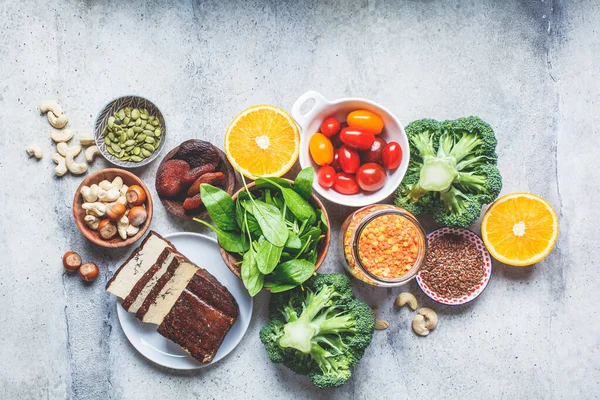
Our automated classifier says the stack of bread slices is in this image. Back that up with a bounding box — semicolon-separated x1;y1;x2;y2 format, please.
106;231;239;363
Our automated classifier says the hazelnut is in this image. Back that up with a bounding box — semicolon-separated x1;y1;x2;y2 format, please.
62;251;82;273
126;185;147;206
79;263;99;282
128;206;148;227
105;202;127;222
98;219;117;240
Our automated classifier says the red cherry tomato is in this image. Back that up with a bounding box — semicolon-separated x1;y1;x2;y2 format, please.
309;133;334;166
330;148;342;172
339;127;375;150
347;110;384;134
330;133;344;148
320;117;341;137
317;165;336;188
333;173;360;195
382;142;402;169
338;145;360;174
356;163;387;192
360;136;387;164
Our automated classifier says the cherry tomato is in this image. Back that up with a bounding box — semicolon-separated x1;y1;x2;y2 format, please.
320;117;341;137
330;133;344;148
360;136;387;164
309;133;334;166
317;165;336;188
338;145;360;174
382;142;402;169
347;110;384;134
333;173;360;195
357;163;387;192
330;148;342;172
339;127;375;150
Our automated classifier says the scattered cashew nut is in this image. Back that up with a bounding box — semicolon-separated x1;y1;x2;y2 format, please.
65;153;87;175
117;215;129;240
52;153;67;177
84;215;100;230
419;308;438;330
78;134;95;147
57;142;81;157
39;100;63;117
85;145;100;163
26;144;43;159
396;292;418;310
375;318;389;330
80;184;99;203
47;112;68;129
51;129;73;143
412;315;429;336
82;202;106;217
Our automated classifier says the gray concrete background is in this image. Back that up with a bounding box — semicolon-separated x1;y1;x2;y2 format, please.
0;0;597;399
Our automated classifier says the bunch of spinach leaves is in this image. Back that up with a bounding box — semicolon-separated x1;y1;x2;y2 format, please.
194;167;327;296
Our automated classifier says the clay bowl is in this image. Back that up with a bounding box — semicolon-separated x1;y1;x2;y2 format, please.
73;168;153;248
218;180;331;280
156;141;235;221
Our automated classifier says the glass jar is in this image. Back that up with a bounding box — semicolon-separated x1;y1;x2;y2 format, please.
340;204;427;287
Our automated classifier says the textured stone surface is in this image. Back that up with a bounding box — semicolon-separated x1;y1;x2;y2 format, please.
0;0;597;398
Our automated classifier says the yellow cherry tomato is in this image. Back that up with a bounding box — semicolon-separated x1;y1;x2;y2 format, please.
347;110;384;134
309;133;334;166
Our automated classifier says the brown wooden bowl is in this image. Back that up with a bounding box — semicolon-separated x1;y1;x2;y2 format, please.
156;141;235;221
218;180;331;280
73;168;153;248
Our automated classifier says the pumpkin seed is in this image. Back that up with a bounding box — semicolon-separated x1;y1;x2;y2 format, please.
131;109;140;120
144;124;155;131
133;126;143;133
122;117;131;126
107;132;115;142
121;156;131;161
142;143;155;152
136;134;146;143
104;136;112;145
125;146;134;152
119;132;127;143
143;129;154;136
127;128;135;139
141;149;152;158
154;128;161;137
111;143;122;153
133;147;141;155
140;113;148;120
151;119;160;127
130;155;143;162
144;136;155;144
108;116;115;127
117;109;125;119
124;139;135;146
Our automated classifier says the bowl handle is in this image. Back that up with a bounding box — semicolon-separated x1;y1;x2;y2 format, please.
291;90;329;131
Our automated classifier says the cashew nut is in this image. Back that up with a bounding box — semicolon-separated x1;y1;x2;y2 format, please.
418;308;438;330
396;292;418;310
126;224;139;237
412;314;429;336
78;134;95;147
85;145;100;163
51;129;73;143
98;187;120;202
111;176;123;190
39;100;63;117
117;215;129;240
116;195;127;206
65;152;87;175
57;142;81;157
47;112;68;129
119;184;129;195
82;202;106;217
98;180;113;191
26;144;43;159
52;153;67;177
80;185;99;203
84;215;100;230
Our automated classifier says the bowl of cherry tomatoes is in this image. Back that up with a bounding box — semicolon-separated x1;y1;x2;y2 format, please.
291;90;409;207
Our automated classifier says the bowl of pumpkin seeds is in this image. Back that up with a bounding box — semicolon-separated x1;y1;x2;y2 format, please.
94;96;166;168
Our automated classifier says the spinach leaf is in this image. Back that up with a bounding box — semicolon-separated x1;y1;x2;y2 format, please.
270;259;315;284
263;281;298;293
194;218;249;254
255;236;283;274
241;248;263;296
281;187;316;223
301;226;322;242
284;232;302;250
247;200;289;247
317;209;329;231
254;177;292;190
294;167;314;200
200;184;237;231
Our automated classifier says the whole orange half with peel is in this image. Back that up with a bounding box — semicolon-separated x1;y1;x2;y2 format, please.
481;192;559;266
224;105;299;179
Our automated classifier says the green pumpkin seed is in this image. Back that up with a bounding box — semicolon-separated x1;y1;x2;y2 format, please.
118;149;125;158
119;132;127;143
154;128;161;137
107;132;115;141
131;109;140;120
133;147;141;155
121;156;131;161
122;117;130;125
127;129;135;139
104;136;112;145
151;119;160;127
141;149;152;158
144;136;155;144
140;114;148;120
117;109;125;119
130;155;143;162
136;134;146;143
144;124;155;131
142;129;154;137
124;139;135;146
133;126;143;133
135;119;143;126
111;143;122;153
142;143;155;152
125;145;134;152
108;116;115;127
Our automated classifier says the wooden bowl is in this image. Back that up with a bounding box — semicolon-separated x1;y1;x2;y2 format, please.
218;180;331;280
156;141;235;221
73;168;153;248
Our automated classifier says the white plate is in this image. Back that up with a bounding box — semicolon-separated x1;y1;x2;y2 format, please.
116;232;253;370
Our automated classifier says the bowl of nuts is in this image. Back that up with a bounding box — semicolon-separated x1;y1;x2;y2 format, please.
94;96;166;168
73;168;153;248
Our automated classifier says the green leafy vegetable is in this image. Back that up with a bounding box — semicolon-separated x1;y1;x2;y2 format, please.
194;218;249;253
241;248;263;296
293;167;314;200
270;259;315;284
256;236;283;274
263;281;298;293
200;184;237;231
248;200;289;247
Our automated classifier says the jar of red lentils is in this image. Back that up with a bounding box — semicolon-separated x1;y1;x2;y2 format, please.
341;204;427;286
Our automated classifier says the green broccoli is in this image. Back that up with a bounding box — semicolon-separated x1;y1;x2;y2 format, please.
395;116;502;228
259;273;375;389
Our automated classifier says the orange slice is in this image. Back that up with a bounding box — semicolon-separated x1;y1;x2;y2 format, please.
224;104;299;178
481;192;559;266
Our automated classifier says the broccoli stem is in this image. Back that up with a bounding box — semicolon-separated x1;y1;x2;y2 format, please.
418;158;457;192
449;132;482;163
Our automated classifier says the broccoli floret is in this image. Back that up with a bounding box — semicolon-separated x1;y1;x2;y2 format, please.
395;116;502;227
259;273;375;389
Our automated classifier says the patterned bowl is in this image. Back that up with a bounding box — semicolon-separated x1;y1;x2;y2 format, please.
416;227;492;306
94;96;166;168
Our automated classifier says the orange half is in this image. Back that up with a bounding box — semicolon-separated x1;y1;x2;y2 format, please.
224;104;299;178
481;192;559;266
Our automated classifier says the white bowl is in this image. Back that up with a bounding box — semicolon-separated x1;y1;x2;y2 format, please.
292;90;410;207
